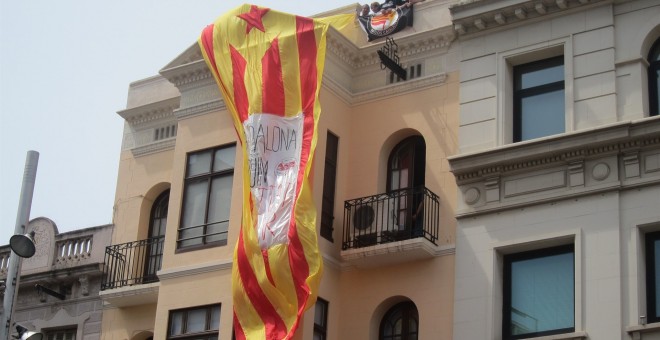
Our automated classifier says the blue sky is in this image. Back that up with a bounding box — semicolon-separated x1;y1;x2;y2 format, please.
0;0;356;244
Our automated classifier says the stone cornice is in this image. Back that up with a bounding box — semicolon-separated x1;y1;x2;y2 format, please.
173;99;226;120
160;58;214;91
449;117;660;182
157;259;233;280
326;26;456;70
325;72;448;106
131;138;176;158
117;97;179;125
450;0;609;37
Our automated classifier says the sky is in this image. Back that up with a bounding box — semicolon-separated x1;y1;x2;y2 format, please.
0;0;357;245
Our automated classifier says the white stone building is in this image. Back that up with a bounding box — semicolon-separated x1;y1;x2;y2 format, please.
449;0;660;339
0;218;112;339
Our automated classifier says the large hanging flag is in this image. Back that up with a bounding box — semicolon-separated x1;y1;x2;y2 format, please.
199;5;351;340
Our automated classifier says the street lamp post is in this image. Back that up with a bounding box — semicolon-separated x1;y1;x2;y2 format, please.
1;151;39;339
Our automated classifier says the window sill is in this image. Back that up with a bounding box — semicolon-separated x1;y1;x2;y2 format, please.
518;331;588;340
627;321;660;335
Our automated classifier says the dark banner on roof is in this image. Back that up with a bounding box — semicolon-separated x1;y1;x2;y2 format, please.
358;6;413;42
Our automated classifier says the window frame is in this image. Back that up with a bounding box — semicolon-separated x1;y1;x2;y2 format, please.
167;304;221;340
502;244;575;339
314;298;329;340
646;230;660;323
320;132;339;242
379;301;419;340
513;56;565;142
649;38;660;117
45;328;77;340
177;144;236;251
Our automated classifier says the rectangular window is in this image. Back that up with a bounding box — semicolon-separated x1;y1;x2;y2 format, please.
168;304;221;340
503;244;574;339
313;298;329;340
646;231;660;323
178;145;236;250
513;56;565;142
320;133;339;242
46;329;76;340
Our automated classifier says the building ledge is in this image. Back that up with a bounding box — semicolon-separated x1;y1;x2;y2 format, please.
519;331;588;340
628;322;660;337
100;282;159;308
341;238;454;268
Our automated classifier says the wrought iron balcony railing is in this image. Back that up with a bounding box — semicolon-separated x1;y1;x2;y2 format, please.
342;186;439;250
101;236;164;290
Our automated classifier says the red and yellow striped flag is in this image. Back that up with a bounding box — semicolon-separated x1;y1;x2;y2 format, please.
199;4;351;339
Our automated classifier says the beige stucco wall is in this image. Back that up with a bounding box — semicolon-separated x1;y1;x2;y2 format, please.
101;304;157;340
103;2;461;338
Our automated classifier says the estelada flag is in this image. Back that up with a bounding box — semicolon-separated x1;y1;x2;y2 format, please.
198;4;351;340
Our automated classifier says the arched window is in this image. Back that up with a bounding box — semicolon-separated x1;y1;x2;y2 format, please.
387;136;426;192
144;190;168;282
387;136;425;231
649;37;660;117
380;301;419;340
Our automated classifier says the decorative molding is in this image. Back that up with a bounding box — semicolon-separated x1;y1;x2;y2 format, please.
157;259;233;280
452;131;660;182
131;138;176;157
324;72;448;106
450;0;608;37
117;97;179;126
173;99;226;120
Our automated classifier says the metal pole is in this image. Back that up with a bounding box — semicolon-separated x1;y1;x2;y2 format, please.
1;151;39;339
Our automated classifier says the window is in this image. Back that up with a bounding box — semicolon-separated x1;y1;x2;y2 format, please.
321;132;339;242
649;38;660;117
178;145;236;250
46;328;76;340
314;298;329;340
503;244;574;339
145;190;168;282
513;56;565;142
646;231;660;323
380;301;418;340
168;304;221;340
387;136;425;230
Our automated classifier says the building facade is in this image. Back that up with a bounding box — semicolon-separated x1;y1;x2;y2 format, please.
0;218;112;339
449;0;660;339
100;2;460;340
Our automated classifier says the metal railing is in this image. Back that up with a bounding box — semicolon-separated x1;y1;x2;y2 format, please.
342;186;439;250
101;236;164;290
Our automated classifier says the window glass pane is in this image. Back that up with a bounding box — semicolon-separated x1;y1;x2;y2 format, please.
313;333;323;340
214;146;236;172
655;69;660;115
187;308;207;333
206;176;233;243
208;176;232;224
187;150;213;177
210;305;221;330
654;239;660;317
520;64;563;89
181;180;208;228
520;89;565;141
314;300;326;326
180;180;205;246
170;311;184;335
510;251;574;335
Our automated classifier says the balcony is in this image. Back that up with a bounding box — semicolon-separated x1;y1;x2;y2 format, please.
100;236;163;307
341;186;444;267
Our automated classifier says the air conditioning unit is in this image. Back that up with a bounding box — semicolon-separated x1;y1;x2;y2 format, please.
350;199;400;247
